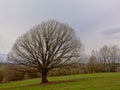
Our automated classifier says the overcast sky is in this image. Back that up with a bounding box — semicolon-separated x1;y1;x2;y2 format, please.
0;0;120;54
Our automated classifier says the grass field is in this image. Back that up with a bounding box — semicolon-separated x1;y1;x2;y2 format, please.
0;72;120;90
0;65;7;71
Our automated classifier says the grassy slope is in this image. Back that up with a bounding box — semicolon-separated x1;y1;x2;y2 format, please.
0;65;7;71
0;72;120;90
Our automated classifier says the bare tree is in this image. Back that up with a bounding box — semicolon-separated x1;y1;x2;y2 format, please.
99;45;110;71
87;50;98;73
109;45;120;71
91;45;120;72
8;20;82;83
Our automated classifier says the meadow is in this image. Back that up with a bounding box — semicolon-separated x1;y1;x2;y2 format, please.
0;72;120;90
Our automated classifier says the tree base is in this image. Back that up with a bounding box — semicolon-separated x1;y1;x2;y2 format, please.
41;74;48;83
41;79;48;83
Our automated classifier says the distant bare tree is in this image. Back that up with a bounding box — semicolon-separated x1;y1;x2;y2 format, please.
88;52;97;73
99;45;110;71
8;20;82;83
91;45;120;72
109;45;120;71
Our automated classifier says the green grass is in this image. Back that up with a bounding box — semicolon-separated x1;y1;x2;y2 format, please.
0;65;6;71
0;72;120;90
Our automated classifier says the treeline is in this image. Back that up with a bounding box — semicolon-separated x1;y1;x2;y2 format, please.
0;45;120;83
0;65;82;83
0;65;40;83
86;44;120;73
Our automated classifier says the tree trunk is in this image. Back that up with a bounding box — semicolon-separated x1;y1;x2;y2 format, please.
41;71;48;83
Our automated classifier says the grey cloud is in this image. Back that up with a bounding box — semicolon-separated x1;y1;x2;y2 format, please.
105;36;120;39
102;27;120;36
1;0;120;54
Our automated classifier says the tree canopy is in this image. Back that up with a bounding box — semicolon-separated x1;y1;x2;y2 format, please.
8;20;82;83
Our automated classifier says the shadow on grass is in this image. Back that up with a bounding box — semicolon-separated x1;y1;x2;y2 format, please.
1;78;92;90
40;78;91;85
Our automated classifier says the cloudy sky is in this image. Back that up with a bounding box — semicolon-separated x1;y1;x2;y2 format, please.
0;0;120;54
